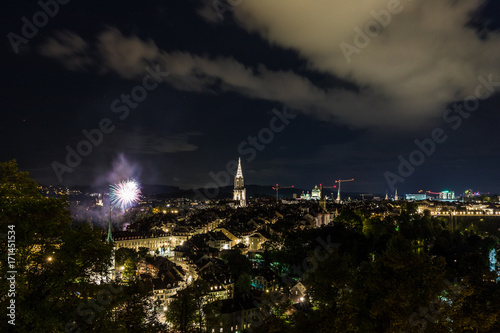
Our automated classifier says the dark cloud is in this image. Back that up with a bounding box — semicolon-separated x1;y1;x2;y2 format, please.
40;0;500;129
207;0;500;125
3;0;500;193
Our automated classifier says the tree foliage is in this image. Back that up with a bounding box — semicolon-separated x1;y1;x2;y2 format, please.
0;160;163;332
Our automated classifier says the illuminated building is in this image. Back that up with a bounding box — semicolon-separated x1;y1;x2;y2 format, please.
233;157;246;207
114;233;173;255
207;231;232;250
311;185;321;200
405;194;427;201
208;298;258;333
300;191;311;200
439;190;455;200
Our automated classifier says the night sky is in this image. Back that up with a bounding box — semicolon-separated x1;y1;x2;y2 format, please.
2;0;500;194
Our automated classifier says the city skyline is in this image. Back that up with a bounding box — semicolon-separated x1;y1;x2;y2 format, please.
3;2;500;330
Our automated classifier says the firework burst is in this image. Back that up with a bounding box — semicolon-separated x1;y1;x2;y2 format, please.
110;178;141;210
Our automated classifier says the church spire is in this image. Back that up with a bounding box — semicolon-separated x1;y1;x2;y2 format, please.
234;157;244;189
106;203;114;243
236;157;243;178
106;214;115;282
233;157;246;207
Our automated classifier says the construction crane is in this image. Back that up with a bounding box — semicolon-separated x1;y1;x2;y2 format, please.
335;178;354;202
319;184;337;200
272;184;294;202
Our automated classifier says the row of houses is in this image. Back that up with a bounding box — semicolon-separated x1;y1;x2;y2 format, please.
109;202;348;330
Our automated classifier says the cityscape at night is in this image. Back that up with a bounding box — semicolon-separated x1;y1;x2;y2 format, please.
2;0;500;332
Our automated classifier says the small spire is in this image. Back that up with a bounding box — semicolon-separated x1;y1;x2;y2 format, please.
106;220;114;243
236;157;243;178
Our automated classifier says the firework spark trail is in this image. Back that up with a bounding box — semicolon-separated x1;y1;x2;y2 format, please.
110;179;141;210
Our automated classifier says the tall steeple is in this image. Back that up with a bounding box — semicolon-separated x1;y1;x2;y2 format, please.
394;189;398;201
106;208;115;282
233;157;246;207
107;200;114;243
236;157;243;178
106;219;114;243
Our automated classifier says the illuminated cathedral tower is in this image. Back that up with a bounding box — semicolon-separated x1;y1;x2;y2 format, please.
233;157;246;207
105;218;115;282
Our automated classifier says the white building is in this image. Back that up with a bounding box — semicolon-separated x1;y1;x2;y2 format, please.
439;191;455;200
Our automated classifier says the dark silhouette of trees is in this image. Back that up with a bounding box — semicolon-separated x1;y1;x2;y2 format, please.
0;160;164;332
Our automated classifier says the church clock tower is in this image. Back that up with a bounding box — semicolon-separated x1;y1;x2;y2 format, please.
233;157;246;207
